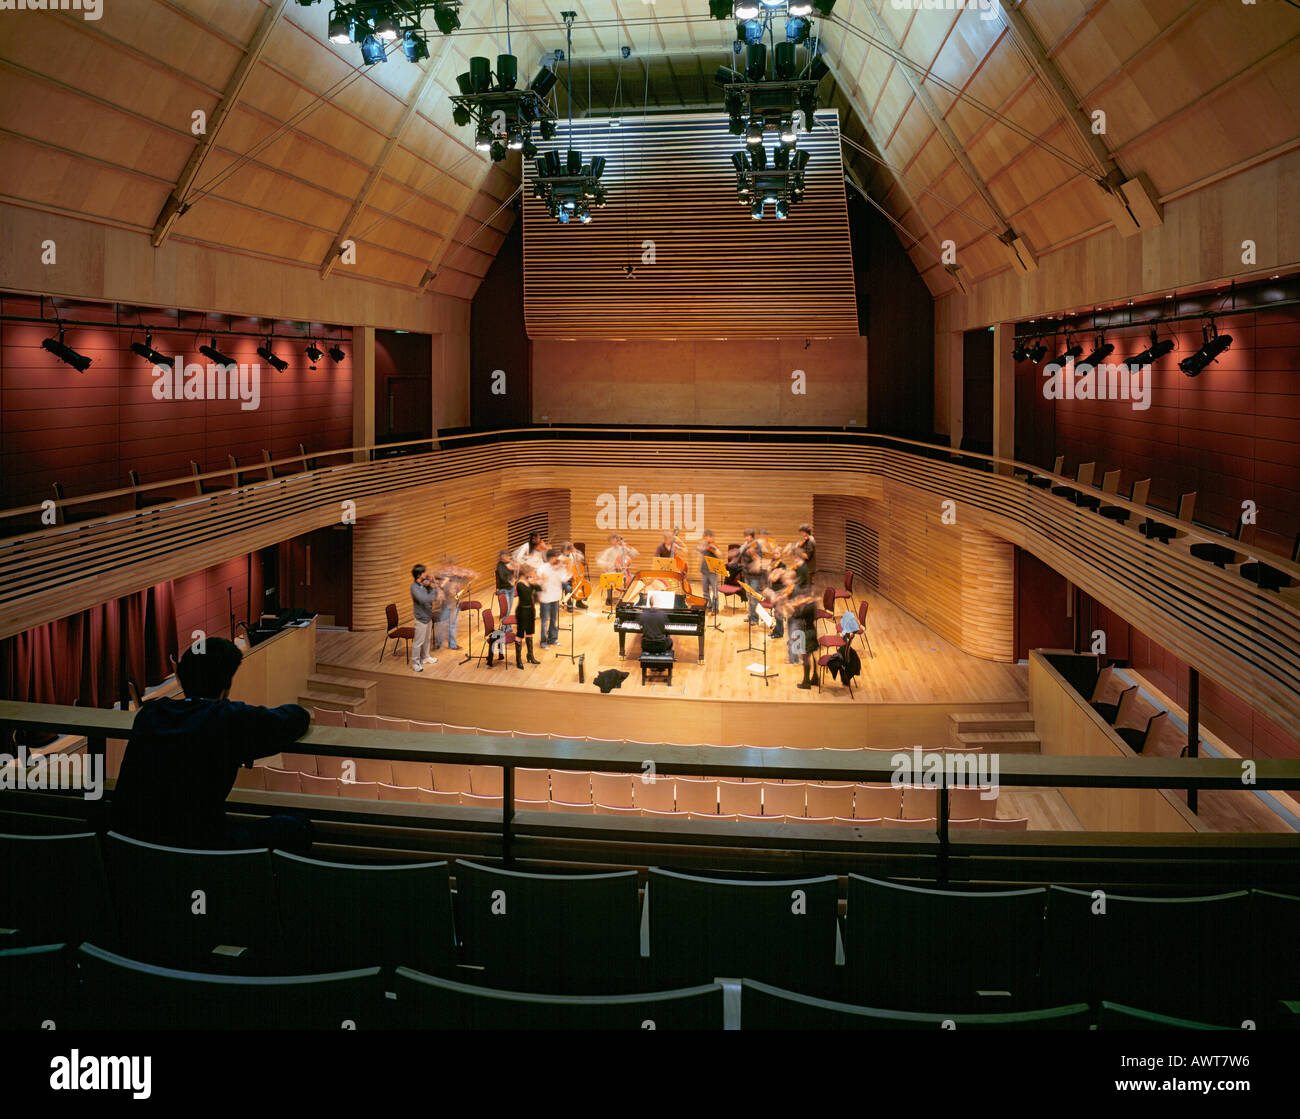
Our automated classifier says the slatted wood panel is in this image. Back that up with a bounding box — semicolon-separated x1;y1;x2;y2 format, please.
522;112;858;338
1;433;1297;733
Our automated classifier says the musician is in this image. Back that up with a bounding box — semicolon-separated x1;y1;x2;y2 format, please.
598;534;638;603
788;546;819;689
697;529;721;612
740;528;766;624
654;531;674;558
797;524;817;575
536;549;565;648
561;541;586;611
512;532;545;571
409;564;438;672
495;550;516;629
435;568;468;652
639;603;673;657
492;564;538;667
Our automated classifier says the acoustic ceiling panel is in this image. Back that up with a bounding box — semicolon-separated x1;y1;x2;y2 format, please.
522;110;858;339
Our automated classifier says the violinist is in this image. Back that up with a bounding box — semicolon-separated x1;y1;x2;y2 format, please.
697;529;721;612
409;564;438;672
561;542;588;611
739;528;766;624
495;550;517;628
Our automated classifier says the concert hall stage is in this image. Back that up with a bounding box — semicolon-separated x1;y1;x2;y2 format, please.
315;590;1029;749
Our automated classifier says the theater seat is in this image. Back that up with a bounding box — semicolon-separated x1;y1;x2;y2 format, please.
1096;1001;1224;1030
0;833;117;950
647;868;839;996
0;943;80;1029
845;875;1047;1012
271;852;455;976
740;979;1089;1031
76;943;385;1030
392;968;723;1030
453;860;643;994
104;832;282;974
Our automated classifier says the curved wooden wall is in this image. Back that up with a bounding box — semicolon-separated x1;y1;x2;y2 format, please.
1;432;1297;731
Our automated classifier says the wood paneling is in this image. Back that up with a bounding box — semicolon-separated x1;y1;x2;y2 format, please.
522;112;858;338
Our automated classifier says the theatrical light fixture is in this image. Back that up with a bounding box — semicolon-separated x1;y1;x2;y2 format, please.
1028;341;1047;364
305;341;324;365
1179;320;1232;378
1054;338;1083;365
360;35;386;64
328;343;346;364
257;338;289;372
199;337;236;367
374;8;400;40
402;30;430;62
309;2;461;61
42;326;92;372
1082;336;1114;366
449;45;559;164
130;330;172;367
731;144;810;219
1012;342;1029;363
1126;329;1175;367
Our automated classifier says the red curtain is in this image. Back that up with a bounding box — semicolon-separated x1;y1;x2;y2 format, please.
1;582;178;708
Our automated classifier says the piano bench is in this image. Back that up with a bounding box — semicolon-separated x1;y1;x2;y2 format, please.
640;653;675;686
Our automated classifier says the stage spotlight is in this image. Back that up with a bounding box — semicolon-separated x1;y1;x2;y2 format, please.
708;0;732;16
779;117;796;144
775;199;789;219
257;339;288;372
130;330;172;367
1179;323;1232;378
751;199;764;220
790;149;810;172
328;343;346;364
374;8;400;41
785;16;809;42
452;105;472;126
1126;329;1174;367
360;35;386;64
590;156;606;179
774;145;790;169
1027;341;1047;364
469;56;492;93
788;1;812;14
731;152;749;173
543;150;562;175
42;328;92;372
741;18;764;43
328;12;353;43
578;205;592;225
746;42;767;81
715;65;742;85
456;71;474;94
496;54;518;90
433;2;460;34
566;149;583;174
746;118;763;145
1054;339;1083;365
751;145;768;171
729;115;745;136
531;66;558;98
735;1;760;18
774;41;796;80
490;140;507;161
522;138;538;158
812;0;836;13
1012;342;1029;363
199;337;236;367
305;341;324;365
539;118;557;140
475;125;493;151
1082;337;1114;366
402;31;429;62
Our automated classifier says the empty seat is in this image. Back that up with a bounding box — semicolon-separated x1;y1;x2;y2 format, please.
462;793;503;810
674;777;718;814
417;788;461;806
392;968;722;1030
0;942;80;1029
260;767;300;794
272;852;455;976
633;776;677;813
590;772;635;808
104;832;281;973
232;766;266;791
949;787;997;819
1042;886;1251;1024
854;784;900;819
469;765;504;797
900;785;937;819
430;764;473;794
299;773;340;796
1096;1001;1224;1030
648;868;839;995
391;760;433;788
375;716;410;732
891;817;934;829
338;780;380;800
845;876;1048;1012
378;783;422;803
719;780;763;816
0;833;116;949
345;714;379;729
762;782;806;817
453;860;642;993
806;783;855;818
310;707;345;727
77;943;384;1030
515;767;550;801
549;770;592;803
981;816;1029;830
549;801;596;815
279;752;316;775
353;758;393;785
741;980;1089;1031
596;803;642;817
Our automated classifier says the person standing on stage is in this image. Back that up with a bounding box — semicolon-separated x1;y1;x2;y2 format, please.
655;531;674;559
435;571;465;652
536;549;565;648
495;550;516;630
697;529;720;612
789;546;819;689
797;524;817;576
409;564;437;672
512;564;541;666
740;528;766;624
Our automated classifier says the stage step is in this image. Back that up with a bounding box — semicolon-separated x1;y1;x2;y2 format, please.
952;730;1041;754
297;689;362;713
947;710;1037;745
308;672;376;699
299;672;378;714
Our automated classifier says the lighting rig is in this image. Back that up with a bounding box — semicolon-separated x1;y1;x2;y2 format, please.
450;55;559;162
296;1;462;65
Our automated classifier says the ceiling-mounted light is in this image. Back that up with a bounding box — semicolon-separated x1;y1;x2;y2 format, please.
745;118;763;145
475;125;493;151
42;326;91;372
199;337;236;367
328;11;353;43
256;338;288;372
490;139;507;162
305;341;324;365
130;330;172;367
360;35;386;64
735;1;760;18
401;30;429;63
531;66;558;98
433;2;460;34
1179;321;1232;378
1054;338;1083;365
1012;342;1029;363
786;15;809;41
708;0;731;16
774;199;789;219
751;199;764;220
1028;341;1047;364
1126;329;1174;367
1082;337;1114;366
373;8;401;41
811;0;836;13
328;343;346;364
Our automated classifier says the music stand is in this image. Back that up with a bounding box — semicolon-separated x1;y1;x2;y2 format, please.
704;555;727;634
747;603;779;685
555;584;581;663
598;572;624;617
651;556;675;571
735;580;764;654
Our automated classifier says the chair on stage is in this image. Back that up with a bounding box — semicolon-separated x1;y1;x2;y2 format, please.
380;603;414;663
1027;454;1066;490
262;449;296;480
830;569;857;615
51;481;108;524
190;460;223;498
481;609;518;669
812;586;836;636
854;599;874;659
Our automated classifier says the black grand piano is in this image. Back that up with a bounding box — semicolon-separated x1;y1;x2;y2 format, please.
614;569;707;662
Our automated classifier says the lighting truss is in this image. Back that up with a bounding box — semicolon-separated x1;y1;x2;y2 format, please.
297;1;463;64
732;145;810;220
449;56;560;163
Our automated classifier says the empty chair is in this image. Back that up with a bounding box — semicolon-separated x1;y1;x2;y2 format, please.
453;860;643;994
762;782;806;817
339;780;380;800
890;817;935;830
854;784;900;820
1091;682;1136;725
596;804;642;817
633;780;679;812
462;793;503;810
1096;1002;1224;1031
648;868;839;996
1116;710;1168;754
590;772;635;808
346;713;380;730
469;765;504;797
104;832;281;973
392;969;722;1030
806;783;854;818
0;943;80;1029
279;752;316;775
410;719;443;733
77;943;384;1030
1027;453;1066;488
949;787;997;820
0;833;116;949
900;785;937;819
1076;468;1121;513
190;460;223;497
299;773;340;796
417;788;461;806
1098;477;1150;525
845;876;1048;1012
378;783;422;803
128;469;168;511
948;818;981;830
980;817;1029;830
260;767;300;794
374;715;410;731
430;764;473;794
391;761;432;788
272;852;455;976
232;766;266;791
1051;461;1095;504
1041;886;1251;1024
380;603;414;663
549;801;596;815
310;707;346;727
1239;532;1300;592
262;448;294;480
515;768;550;801
674;777;718;815
1140;491;1197;544
641;808;687;821
718;780;762;816
741;980;1089;1031
549;770;592;804
515;799;549;813
315;756;347;780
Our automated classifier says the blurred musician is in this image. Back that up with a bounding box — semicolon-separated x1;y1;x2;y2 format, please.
697;529;721;612
739;528;767;624
597;535;639;603
495;550;517;629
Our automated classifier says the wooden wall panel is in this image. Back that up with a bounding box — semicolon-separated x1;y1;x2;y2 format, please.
531;336;867;427
522;112;858;338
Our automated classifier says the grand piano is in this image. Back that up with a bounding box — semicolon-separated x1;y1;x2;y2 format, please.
614;569;707;662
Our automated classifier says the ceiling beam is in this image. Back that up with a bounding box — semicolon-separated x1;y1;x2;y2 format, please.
860;3;1037;274
319;46;454;279
418;168;498;293
150;0;289;248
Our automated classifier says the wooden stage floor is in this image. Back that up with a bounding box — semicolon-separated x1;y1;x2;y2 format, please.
319;588;1029;708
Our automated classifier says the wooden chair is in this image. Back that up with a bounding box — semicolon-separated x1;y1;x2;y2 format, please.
128;470;168;511
590;773;635;808
853;783;900;819
1117;711;1168;754
633;776;677;813
549;770;591;803
548;801;596;815
429;764;472;794
380;603;414;663
262;449;294;480
353;758;393;785
51;481;106;524
416;788;461;806
1098;477;1150;525
980;817;1029;831
1051;461;1095;504
514;768;551;801
1091;683;1136;725
1239;532;1300;592
378;783;422;803
469;765;504;797
1077;468;1120;512
718;779;763;816
806;783;855;818
260;767;300;794
762;782;806;817
1141;492;1197;544
1028;454;1066;489
190;460;223;497
391;761;432;788
299;773;340;796
900;784;938;819
673;778;718;815
310;707;345;727
339;780;380;800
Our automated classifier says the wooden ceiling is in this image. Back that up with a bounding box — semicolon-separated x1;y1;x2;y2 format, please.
0;0;1294;305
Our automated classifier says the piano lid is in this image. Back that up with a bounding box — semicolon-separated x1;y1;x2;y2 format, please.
617;570;705;611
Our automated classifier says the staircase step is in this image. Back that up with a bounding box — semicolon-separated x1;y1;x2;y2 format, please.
298;689;364;712
948;711;1037;744
307;673;378;698
953;730;1041;754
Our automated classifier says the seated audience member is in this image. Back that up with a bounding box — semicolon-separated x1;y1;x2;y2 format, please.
111;637;312;852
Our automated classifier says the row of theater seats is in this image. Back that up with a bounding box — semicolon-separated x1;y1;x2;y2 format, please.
240;759;1023;826
3;831;1295;1027
13;944;1296;1031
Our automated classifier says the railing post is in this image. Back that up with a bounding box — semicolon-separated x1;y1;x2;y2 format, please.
502;765;515;866
1187;667;1199;814
937;779;949;885
87;734;107;830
